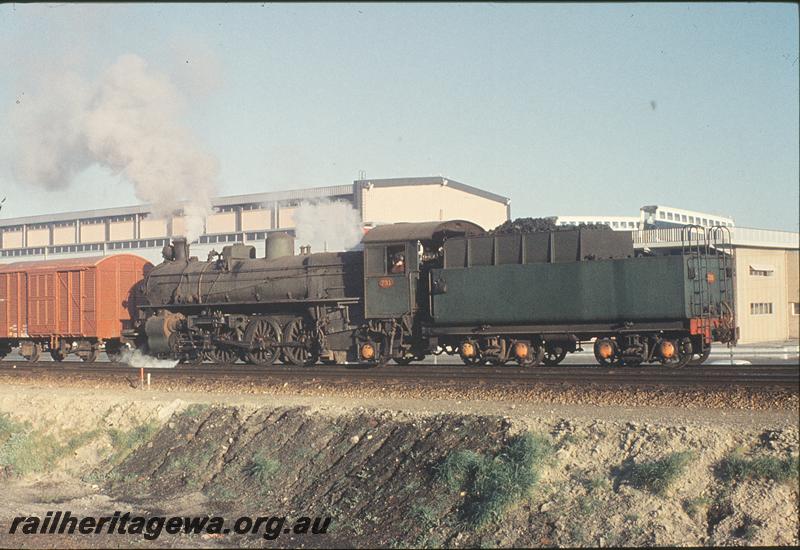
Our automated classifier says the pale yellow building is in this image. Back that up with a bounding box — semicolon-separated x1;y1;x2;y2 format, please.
0;177;510;265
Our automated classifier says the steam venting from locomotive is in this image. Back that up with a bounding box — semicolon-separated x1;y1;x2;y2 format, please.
293;199;364;253
7;54;217;242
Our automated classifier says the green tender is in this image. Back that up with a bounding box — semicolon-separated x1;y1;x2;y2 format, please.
430;255;692;325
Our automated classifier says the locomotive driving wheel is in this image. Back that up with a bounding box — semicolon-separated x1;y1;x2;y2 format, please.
208;328;240;364
688;346;711;366
244;317;282;366
282;317;318;367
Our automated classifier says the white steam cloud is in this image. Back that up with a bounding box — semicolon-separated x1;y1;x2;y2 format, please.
9;54;217;242
120;349;179;370
293;199;364;253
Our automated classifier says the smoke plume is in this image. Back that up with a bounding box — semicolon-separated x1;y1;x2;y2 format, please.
293;199;364;253
9;54;217;242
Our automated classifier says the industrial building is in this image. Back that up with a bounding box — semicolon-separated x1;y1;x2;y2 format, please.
554;204;736;231
0;176;510;266
634;226;799;344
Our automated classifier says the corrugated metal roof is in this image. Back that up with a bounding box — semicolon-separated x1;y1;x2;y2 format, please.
0;253;149;272
362;220;485;243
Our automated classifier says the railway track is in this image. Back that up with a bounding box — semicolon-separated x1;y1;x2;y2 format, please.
0;361;797;390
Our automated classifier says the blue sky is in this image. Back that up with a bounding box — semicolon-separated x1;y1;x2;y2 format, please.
0;3;797;230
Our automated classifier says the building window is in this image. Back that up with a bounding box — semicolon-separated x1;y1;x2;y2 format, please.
791;303;800;315
659;212;665;219
667;212;674;220
750;302;773;315
749;266;774;277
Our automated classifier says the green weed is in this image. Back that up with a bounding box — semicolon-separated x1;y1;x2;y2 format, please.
435;433;553;528
626;451;693;495
244;453;280;486
716;453;799;484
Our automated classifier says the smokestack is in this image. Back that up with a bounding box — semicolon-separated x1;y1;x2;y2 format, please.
172;237;189;262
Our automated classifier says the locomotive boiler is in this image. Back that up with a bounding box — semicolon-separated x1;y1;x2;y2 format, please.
139;233;365;365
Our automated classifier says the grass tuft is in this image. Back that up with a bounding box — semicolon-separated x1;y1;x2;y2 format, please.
626;451;693;495
244;453;280;486
716;453;799;484
0;413;103;477
435;433;553;528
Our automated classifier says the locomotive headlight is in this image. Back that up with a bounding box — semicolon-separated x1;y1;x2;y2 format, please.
660;341;675;358
513;342;529;359
461;342;476;357
360;343;375;360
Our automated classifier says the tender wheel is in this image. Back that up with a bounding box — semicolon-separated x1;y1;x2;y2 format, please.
282;317;318;367
517;344;544;367
658;337;692;369
542;344;567;366
459;340;481;366
594;338;619;367
688;346;711;366
244;318;282;366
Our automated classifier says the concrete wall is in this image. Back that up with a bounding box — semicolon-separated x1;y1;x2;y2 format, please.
2;230;23;248
278;207;297;229
242;209;271;231
109;220;134;241
734;248;791;344
786;250;799;339
360;184;507;230
26;228;49;247
140;218;168;239
80;223;105;243
206;212;236;234
52;226;76;245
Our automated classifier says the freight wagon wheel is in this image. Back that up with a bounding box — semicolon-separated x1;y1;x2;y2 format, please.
688;346;711;366
81;348;98;363
244;318;282;366
282;317;319;367
50;347;67;362
24;344;41;362
542;345;568;366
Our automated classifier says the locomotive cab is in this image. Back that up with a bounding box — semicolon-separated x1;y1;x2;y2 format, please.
361;221;484;321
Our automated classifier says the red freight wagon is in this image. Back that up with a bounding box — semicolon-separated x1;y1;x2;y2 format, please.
0;254;152;362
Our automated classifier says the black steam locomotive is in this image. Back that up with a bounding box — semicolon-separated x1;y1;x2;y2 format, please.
135;220;736;367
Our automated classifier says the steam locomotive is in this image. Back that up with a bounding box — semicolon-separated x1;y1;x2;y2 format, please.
134;220;737;368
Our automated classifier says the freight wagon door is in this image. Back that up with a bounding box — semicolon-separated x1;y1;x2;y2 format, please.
27;272;57;335
57;270;84;336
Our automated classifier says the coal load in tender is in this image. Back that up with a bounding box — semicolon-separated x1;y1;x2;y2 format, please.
489;217;612;235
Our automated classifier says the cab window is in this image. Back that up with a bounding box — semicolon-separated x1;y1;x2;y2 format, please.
387;245;406;274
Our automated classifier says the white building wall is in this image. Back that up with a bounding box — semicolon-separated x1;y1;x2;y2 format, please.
27;228;49;247
361;185;507;230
